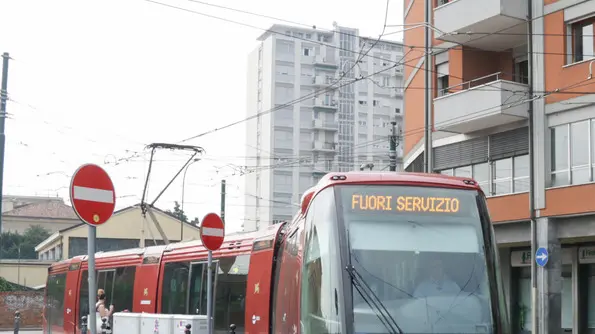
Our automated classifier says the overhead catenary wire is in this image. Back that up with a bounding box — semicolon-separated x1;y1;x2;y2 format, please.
149;0;594;147
177;57;405;143
150;1;595;146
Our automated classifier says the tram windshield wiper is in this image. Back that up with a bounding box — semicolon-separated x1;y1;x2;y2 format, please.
345;264;404;334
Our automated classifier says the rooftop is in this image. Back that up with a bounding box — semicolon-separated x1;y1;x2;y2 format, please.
3;200;78;219
255;23;403;47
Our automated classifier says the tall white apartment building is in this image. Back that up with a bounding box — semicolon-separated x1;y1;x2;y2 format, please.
243;23;404;231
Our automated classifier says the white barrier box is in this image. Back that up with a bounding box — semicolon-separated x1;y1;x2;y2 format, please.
112;312;141;334
140;313;175;334
171;315;208;334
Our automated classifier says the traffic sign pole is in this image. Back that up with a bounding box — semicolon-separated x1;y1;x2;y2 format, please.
207;250;213;334
200;213;225;334
88;226;97;334
69;164;116;334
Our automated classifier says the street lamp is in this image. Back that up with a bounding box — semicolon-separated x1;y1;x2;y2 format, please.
181;158;200;241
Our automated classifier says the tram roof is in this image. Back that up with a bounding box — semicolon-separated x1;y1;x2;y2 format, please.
316;171;482;191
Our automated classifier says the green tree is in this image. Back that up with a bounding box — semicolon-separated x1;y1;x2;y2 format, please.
0;225;51;259
166;201;199;225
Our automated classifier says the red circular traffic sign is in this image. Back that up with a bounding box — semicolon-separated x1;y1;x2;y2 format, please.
69;164;116;226
200;212;225;251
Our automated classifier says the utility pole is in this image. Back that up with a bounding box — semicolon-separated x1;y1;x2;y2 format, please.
423;0;433;173
527;0;539;332
220;180;226;224
0;53;10;236
389;118;398;172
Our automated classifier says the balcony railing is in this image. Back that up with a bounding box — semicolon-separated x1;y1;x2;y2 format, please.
313;98;338;109
312;141;337;151
434;72;529;134
439;72;505;96
313;55;338;68
312;161;334;173
312;75;334;86
312;119;339;130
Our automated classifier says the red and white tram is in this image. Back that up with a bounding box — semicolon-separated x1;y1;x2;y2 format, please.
44;172;510;334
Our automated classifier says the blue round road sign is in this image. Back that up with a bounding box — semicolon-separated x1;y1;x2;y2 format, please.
535;247;549;267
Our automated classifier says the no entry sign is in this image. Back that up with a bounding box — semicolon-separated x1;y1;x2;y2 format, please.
70;164;116;226
200;212;225;251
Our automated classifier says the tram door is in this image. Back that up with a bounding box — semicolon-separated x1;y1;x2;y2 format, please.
188;261;219;315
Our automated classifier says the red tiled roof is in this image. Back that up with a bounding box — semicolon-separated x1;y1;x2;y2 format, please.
3;200;78;219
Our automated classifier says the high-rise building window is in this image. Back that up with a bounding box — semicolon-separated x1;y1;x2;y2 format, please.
571;18;595;63
550;119;595;187
436;62;450;96
437;155;529;197
571;120;590;184
551;124;570;187
493;158;512;195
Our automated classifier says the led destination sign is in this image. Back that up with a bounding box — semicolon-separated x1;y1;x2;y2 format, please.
351;194;461;214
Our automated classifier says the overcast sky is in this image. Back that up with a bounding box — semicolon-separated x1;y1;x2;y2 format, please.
1;0;404;233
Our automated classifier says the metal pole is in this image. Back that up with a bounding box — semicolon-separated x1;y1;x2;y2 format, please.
88;226;97;334
13;311;20;334
0;53;10;235
389;119;397;171
527;0;537;331
207;250;213;334
17;246;20;285
423;0;432;173
220;180;226;224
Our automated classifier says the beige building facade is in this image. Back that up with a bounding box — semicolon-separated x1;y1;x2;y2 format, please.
35;204;201;261
2;196;79;234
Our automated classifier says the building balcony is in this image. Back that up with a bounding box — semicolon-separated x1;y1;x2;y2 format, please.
434;0;528;51
434;72;529;134
312;119;339;131
312;141;337;152
313;55;338;68
313;98;338;111
312;161;334;174
275;74;294;85
312;75;334;87
394;66;404;76
390;87;404;98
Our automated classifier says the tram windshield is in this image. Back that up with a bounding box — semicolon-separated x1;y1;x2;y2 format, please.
337;185;497;334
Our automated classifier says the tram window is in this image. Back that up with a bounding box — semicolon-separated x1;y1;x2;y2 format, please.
97;270;116;307
112;266;136;312
46;273;67;328
301;187;343;333
214;255;250;333
161;262;190;314
79;270;90;322
188;262;209;315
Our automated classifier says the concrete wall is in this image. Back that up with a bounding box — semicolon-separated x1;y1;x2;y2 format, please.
0;260;52;288
0;291;44;329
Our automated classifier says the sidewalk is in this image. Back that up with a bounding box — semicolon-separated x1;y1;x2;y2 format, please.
0;331;42;334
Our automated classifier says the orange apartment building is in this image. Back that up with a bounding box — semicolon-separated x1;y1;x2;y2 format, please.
403;0;595;332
